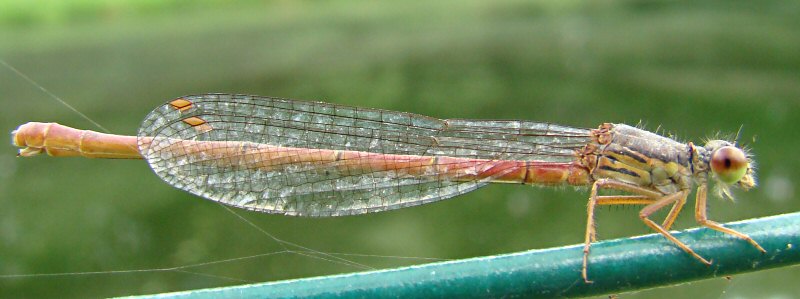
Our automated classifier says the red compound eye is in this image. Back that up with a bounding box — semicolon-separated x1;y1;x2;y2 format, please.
710;146;748;184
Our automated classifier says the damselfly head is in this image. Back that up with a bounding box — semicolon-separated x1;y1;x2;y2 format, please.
703;140;756;198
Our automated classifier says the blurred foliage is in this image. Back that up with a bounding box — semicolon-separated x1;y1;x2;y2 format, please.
0;0;264;28
0;0;798;298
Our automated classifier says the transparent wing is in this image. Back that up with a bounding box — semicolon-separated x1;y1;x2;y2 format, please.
137;94;591;216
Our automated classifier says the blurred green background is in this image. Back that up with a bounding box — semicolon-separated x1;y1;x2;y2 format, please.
1;0;798;298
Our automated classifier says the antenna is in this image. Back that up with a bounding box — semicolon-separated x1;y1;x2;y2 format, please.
734;124;744;146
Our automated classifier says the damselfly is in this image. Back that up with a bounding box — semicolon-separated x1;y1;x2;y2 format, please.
12;93;765;282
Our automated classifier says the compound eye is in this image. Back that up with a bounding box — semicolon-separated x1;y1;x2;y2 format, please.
710;146;748;184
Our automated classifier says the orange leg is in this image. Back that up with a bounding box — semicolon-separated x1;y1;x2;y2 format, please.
694;184;766;253
583;181;601;283
661;192;687;231
639;190;712;265
596;195;655;206
583;179;661;283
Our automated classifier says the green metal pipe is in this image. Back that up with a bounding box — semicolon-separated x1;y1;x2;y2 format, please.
125;212;800;298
